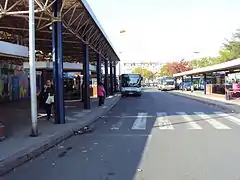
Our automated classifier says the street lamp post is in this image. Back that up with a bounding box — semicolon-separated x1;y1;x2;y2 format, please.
119;30;126;76
118;52;122;76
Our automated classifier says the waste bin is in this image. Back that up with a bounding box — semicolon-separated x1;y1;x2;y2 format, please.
206;84;212;95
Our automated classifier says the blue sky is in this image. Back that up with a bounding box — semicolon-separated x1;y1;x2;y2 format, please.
87;0;240;62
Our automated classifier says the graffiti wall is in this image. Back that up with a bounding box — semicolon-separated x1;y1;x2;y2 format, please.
0;63;29;102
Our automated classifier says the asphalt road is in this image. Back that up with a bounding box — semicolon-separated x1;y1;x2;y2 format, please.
3;88;240;180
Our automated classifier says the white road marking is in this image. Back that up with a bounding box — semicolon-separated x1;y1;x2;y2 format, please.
214;112;240;126
132;112;148;130
157;112;174;130
111;113;125;130
176;112;202;129
194;112;231;129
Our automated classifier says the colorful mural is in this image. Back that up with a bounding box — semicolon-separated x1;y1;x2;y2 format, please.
0;63;29;102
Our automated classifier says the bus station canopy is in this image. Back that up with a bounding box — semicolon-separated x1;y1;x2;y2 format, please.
173;58;240;77
0;0;120;63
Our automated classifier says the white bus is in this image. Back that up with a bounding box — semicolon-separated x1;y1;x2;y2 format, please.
120;74;143;96
158;77;175;91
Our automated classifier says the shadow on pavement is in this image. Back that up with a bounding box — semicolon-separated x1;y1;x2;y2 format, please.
2;92;154;180
2;90;237;180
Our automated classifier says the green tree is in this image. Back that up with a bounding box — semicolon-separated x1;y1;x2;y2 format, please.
223;29;240;59
132;67;154;80
158;64;171;76
190;57;213;69
189;29;240;69
131;67;142;74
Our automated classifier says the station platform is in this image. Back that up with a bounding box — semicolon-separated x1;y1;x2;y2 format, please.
0;97;98;137
0;94;120;175
168;90;240;113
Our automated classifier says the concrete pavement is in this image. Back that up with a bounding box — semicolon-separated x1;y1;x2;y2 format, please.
0;94;120;176
168;90;240;113
3;88;240;179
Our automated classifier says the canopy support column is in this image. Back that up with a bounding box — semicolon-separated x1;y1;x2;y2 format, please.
104;60;109;97
83;43;91;109
190;75;194;92
113;63;117;93
204;74;207;95
181;76;184;91
96;53;102;85
52;0;65;124
109;61;114;95
225;72;230;100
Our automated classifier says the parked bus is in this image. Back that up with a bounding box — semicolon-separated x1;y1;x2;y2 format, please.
120;74;143;96
157;77;175;91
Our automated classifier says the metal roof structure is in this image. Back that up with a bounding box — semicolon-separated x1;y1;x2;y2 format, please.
0;0;120;63
173;58;240;77
23;61;97;71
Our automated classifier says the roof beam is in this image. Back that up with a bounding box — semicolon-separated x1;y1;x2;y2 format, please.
0;0;120;62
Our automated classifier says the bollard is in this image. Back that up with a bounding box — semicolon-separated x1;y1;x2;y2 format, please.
0;122;5;141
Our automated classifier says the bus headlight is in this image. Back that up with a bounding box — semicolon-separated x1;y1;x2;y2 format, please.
136;88;141;92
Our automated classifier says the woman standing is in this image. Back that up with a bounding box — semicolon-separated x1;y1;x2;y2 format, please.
97;82;105;106
40;79;54;120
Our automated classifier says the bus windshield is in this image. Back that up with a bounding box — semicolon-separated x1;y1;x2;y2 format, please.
162;81;174;85
121;74;142;87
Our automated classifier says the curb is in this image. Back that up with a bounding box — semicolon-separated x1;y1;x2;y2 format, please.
0;95;120;176
167;91;236;113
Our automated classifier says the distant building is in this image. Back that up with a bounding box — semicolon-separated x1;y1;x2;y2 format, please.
122;62;165;74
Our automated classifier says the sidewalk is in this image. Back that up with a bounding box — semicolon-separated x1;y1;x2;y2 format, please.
167;90;240;113
0;94;120;176
0;97;99;137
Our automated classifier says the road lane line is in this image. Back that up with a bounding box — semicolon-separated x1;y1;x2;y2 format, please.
176;112;202;129
110;113;125;130
157;112;174;130
132;112;148;130
214;112;240;126
194;112;231;129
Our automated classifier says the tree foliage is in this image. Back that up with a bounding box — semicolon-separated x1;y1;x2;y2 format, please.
158;64;171;77
132;67;154;80
158;59;192;76
157;29;240;76
223;29;240;59
189;29;240;69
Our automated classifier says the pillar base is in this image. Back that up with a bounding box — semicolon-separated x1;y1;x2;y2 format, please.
30;127;38;137
0;123;5;141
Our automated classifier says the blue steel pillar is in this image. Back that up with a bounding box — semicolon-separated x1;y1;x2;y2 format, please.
190;75;194;92
83;43;90;109
204;74;207;95
113;63;117;93
96;53;102;85
225;72;229;100
174;78;177;89
181;76;184;91
104;60;109;96
52;0;65;124
109;61;114;95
